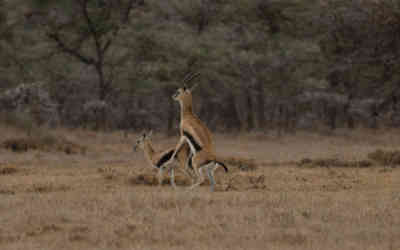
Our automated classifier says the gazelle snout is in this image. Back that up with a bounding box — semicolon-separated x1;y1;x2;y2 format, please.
172;91;179;100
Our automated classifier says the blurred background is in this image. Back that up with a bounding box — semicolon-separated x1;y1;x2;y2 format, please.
1;0;399;134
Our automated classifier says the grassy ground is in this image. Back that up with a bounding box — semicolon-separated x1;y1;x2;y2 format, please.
0;127;400;250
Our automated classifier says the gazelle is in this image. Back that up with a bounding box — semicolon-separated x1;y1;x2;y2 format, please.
133;131;195;188
167;73;228;191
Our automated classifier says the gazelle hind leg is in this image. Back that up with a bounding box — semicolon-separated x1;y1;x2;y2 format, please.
189;165;205;190
206;164;216;192
169;167;177;189
184;152;196;185
183;167;196;185
189;162;213;190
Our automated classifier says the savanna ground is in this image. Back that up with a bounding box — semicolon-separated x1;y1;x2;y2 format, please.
0;127;400;250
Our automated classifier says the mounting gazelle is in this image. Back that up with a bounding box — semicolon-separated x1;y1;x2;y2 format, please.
167;73;228;191
133;131;196;187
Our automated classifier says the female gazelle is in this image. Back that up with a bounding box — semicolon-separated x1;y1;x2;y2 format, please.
134;131;195;187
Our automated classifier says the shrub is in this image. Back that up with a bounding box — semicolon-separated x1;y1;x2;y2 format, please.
367;149;400;166
2;133;86;154
297;157;373;168
221;156;257;171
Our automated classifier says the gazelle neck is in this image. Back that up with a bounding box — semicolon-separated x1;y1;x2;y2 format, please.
179;98;194;118
143;141;155;161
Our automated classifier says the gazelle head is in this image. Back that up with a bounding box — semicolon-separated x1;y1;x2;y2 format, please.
172;72;200;103
133;130;153;152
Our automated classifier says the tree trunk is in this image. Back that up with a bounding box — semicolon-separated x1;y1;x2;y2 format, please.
96;63;108;101
245;88;254;131
255;82;266;129
224;93;241;131
344;104;355;129
278;104;283;136
327;105;337;130
167;98;175;136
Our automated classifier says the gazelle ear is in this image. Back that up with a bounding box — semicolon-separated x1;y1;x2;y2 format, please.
183;84;188;91
147;130;153;138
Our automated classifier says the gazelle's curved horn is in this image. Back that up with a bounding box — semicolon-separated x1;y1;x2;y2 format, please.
182;72;200;85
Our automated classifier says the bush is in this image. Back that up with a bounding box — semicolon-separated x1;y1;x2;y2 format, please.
367;149;400;166
2;133;86;154
0;166;18;175
221;156;257;171
297;157;373;168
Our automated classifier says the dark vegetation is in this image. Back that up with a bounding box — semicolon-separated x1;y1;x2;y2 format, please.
367;149;400;167
2;133;86;154
1;0;400;133
297;149;400;168
297;158;374;168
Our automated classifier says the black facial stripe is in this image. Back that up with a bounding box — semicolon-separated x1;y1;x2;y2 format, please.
156;149;174;168
183;130;202;152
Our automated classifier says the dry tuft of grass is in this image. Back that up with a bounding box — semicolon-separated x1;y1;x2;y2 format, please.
127;173;192;186
225;174;266;191
367;149;400;166
2;134;86;154
221;156;257;171
0;166;18;175
28;183;70;193
297;157;373;168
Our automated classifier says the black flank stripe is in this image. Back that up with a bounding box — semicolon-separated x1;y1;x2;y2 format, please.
188;154;194;169
156;149;174;168
183;130;202;152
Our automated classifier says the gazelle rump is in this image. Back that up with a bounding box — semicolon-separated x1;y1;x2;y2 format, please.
168;76;228;191
133;131;195;187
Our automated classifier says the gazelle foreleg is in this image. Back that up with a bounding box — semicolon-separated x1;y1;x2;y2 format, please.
157;167;164;187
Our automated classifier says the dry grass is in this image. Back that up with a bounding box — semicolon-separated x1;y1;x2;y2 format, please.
0;127;400;250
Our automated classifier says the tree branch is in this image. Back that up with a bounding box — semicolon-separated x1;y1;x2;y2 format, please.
100;0;138;54
47;31;96;65
81;0;103;63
